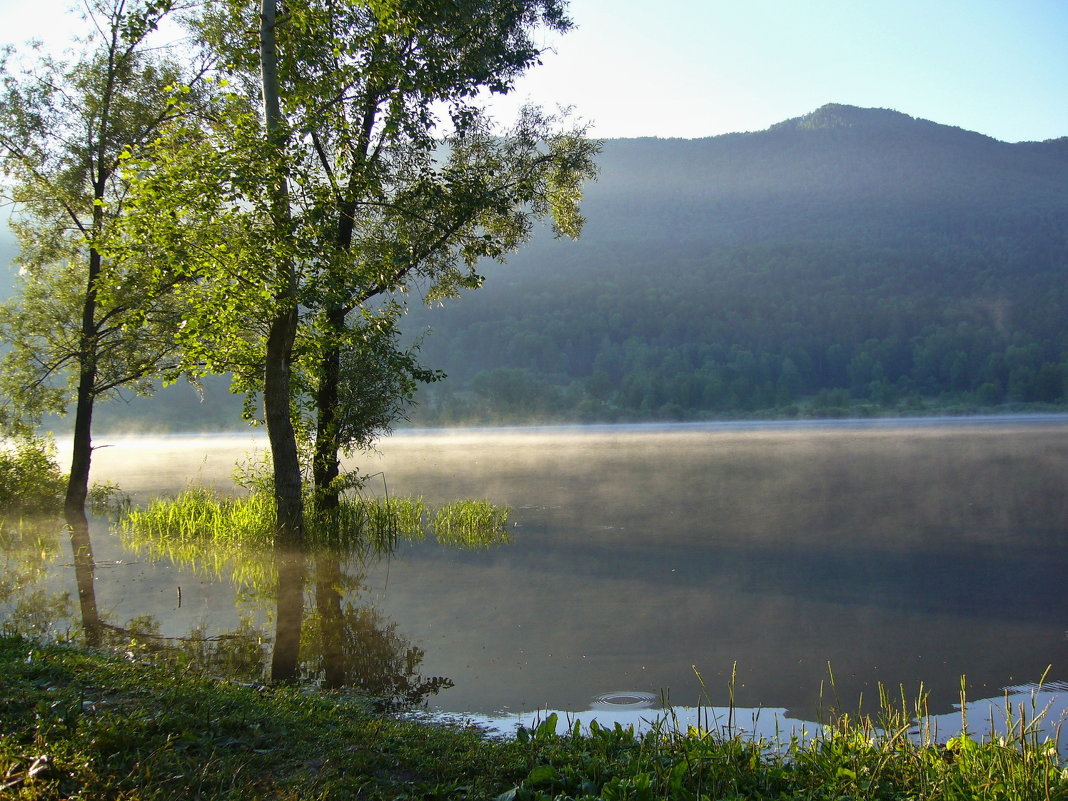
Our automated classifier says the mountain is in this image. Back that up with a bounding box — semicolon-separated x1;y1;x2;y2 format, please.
6;104;1068;431
400;104;1068;423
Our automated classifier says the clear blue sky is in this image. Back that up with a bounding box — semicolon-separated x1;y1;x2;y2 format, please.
2;0;1066;142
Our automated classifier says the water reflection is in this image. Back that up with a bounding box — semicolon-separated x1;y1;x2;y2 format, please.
272;547;305;683
17;423;1068;724
0;503;469;710
347;425;1068;721
0;516;72;637
308;551;452;704
66;511;103;646
119;508;460;705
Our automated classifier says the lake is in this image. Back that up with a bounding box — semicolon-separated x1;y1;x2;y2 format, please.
3;418;1068;742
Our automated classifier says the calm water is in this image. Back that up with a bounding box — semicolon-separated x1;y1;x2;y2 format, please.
3;419;1068;739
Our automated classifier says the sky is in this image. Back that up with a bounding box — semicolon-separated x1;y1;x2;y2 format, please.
1;0;1067;142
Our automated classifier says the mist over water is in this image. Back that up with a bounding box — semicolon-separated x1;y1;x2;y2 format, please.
345;423;1068;718
19;420;1068;726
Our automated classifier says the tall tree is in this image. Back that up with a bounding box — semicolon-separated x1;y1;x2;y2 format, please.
115;0;596;680
257;0;598;524
0;0;205;517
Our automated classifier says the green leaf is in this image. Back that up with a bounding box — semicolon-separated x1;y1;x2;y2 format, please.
534;712;558;740
526;765;557;786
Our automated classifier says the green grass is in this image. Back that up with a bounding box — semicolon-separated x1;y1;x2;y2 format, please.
0;635;516;800
1;635;1065;800
432;500;510;549
122;486;277;548
121;487;509;566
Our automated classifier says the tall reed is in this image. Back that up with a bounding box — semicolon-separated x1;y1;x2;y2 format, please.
432;500;510;548
121;487;511;586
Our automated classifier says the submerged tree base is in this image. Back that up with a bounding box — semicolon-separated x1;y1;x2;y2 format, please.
1;635;1064;800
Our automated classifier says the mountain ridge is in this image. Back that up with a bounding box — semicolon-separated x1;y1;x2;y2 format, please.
3;104;1068;429
399;104;1068;424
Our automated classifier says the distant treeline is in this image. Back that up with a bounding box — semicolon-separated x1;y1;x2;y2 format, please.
402;240;1068;424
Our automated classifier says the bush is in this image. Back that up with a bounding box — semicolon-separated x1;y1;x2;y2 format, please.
0;437;67;513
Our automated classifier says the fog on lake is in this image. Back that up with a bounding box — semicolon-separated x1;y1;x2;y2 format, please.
3;419;1067;738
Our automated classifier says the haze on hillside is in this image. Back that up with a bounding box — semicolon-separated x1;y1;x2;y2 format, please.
5;104;1065;432
400;104;1068;425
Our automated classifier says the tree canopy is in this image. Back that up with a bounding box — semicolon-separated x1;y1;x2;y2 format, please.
0;0;208;514
103;0;597;680
113;0;597;508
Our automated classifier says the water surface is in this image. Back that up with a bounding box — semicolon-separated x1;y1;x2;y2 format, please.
4;419;1068;736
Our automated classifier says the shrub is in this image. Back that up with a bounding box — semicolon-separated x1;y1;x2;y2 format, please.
0;437;66;513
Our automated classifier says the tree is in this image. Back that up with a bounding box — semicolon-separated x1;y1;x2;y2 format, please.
114;0;596;681
0;0;206;517
123;0;597;512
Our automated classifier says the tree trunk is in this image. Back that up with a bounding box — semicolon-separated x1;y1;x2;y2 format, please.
258;0;301;546
312;307;346;517
264;308;304;546
264;307;306;683
312;188;358;519
64;368;95;516
64;244;102;517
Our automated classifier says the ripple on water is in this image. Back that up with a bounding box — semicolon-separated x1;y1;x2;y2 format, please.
591;691;659;710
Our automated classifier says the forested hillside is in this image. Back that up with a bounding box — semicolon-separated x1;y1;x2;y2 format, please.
402;104;1068;424
5;103;1068;431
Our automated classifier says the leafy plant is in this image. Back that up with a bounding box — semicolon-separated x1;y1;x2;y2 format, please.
86;480;129;516
0;437;66;513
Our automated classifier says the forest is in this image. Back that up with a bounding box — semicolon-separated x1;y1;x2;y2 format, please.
4;103;1068;430
401;104;1068;424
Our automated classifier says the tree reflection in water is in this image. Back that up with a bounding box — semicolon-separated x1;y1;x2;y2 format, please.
0;512;271;678
110;540;454;708
1;492;507;709
271;546;306;683
0;515;73;637
118;493;509;706
309;551;452;705
65;510;103;647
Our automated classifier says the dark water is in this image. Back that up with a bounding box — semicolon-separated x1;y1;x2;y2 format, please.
3;420;1068;735
354;423;1068;720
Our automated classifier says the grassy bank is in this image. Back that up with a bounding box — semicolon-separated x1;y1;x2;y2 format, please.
2;636;1065;800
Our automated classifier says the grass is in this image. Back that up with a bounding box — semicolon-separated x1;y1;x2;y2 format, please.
1;635;1065;801
121;487;508;556
432;500;510;549
0;635;515;800
118;488;510;603
122;486;277;549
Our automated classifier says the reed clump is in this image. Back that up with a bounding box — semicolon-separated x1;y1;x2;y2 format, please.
432;500;510;548
123;486;277;547
121;486;510;568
